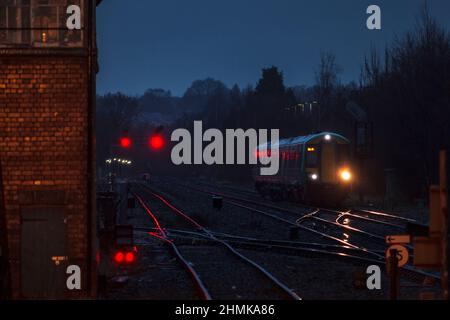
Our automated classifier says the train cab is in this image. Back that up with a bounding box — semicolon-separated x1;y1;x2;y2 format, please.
254;132;353;205
302;133;352;203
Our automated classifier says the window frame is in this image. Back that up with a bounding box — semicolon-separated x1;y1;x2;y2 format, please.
0;0;85;48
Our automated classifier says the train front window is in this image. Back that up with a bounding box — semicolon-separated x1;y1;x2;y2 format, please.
337;144;350;164
306;145;319;167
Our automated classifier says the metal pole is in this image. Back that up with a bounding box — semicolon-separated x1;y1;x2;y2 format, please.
390;249;399;300
359;157;364;204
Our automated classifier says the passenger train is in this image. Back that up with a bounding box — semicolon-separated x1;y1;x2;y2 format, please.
253;132;353;204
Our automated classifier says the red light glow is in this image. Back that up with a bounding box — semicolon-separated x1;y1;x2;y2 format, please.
114;251;124;264
120;137;132;148
149;135;164;150
125;252;135;263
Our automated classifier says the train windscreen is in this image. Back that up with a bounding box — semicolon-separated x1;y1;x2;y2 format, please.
337;144;351;164
306;145;319;168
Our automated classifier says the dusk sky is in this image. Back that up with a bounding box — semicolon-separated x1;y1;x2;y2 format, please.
96;0;450;96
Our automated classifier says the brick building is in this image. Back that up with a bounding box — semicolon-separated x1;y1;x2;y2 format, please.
0;0;99;299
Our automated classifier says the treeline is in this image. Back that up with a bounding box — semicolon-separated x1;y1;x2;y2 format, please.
357;8;450;199
96;7;450;201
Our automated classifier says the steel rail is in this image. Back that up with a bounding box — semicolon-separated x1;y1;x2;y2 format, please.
193;180;419;225
225;199;384;260
171;182;383;257
334;212;404;229
174;182;440;281
184;182;414;228
136;184;302;300
179;183;405;249
352;208;418;223
133;192;212;300
135;226;383;255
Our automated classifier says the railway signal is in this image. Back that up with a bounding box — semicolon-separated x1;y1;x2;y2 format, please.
113;250;136;265
120;137;132;148
149;134;165;150
125;251;136;264
114;251;125;264
149;125;166;150
117;127;166;150
120;131;132;148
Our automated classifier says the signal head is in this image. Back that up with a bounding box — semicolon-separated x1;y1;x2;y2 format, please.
149;135;164;150
120;137;132;148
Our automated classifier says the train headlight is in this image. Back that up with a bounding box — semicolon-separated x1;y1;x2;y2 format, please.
340;170;352;182
311;174;318;181
325;134;331;141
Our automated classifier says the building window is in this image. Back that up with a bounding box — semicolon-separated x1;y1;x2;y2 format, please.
0;0;84;48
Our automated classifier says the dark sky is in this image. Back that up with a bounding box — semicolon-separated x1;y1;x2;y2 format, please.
96;0;450;96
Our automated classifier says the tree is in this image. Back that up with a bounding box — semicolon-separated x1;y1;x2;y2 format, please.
255;66;285;97
181;78;228;116
96;93;142;167
97;92;141;130
314;52;341;130
361;4;450;196
139;89;177;115
183;78;227;98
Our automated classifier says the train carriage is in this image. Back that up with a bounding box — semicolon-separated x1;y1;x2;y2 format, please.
254;132;353;204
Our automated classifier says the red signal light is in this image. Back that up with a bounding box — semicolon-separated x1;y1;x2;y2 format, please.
114;250;136;265
114;251;125;264
149;135;164;150
125;252;135;264
120;137;132;148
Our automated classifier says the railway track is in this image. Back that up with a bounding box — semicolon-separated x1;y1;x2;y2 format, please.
135;226;385;262
131;183;301;300
192;179;418;226
196;180;416;228
177;180;411;246
133;191;211;300
170;182;387;255
165;179;440;283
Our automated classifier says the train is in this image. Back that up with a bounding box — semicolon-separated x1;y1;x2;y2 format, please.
253;132;353;204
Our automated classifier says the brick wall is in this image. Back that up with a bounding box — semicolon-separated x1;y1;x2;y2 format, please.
0;55;94;299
